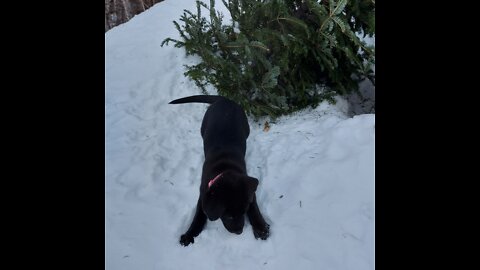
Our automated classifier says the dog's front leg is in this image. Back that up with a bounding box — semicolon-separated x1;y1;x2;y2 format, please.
180;198;207;246
247;194;270;240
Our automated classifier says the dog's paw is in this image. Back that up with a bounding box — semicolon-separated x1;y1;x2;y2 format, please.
253;223;270;240
180;234;194;246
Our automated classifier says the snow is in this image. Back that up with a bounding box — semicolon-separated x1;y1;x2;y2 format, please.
105;1;375;270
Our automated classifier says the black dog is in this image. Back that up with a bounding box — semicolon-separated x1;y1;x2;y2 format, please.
169;95;270;246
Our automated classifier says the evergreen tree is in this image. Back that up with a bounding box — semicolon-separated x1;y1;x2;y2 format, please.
162;0;375;118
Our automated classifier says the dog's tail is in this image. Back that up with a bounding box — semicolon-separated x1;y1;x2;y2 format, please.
169;95;225;105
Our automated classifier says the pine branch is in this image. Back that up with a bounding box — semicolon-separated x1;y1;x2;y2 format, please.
224;43;270;52
162;0;375;118
320;0;347;32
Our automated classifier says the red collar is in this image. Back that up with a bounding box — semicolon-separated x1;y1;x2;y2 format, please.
208;172;224;188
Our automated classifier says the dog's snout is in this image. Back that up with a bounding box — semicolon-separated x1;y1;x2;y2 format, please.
229;228;243;235
208;216;218;221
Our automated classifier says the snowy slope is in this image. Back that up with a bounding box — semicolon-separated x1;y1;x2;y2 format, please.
105;1;375;270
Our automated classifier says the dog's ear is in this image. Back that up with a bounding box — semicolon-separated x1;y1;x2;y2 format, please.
246;177;259;201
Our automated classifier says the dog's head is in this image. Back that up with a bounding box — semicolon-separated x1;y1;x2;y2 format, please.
202;171;258;234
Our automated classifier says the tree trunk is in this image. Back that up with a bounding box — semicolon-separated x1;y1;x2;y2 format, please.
105;0;164;32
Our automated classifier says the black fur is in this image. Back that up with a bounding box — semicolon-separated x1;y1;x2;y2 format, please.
169;95;270;246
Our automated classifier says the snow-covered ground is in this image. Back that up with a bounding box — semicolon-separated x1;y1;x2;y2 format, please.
105;1;375;269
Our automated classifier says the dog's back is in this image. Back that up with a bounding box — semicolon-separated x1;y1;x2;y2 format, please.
169;95;250;157
169;95;225;105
